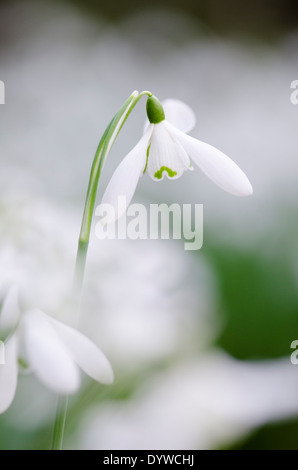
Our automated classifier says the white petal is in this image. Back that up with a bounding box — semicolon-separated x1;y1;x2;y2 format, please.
162;99;196;133
100;126;153;222
0;334;18;414
147;122;192;181
0;285;21;335
47;316;114;385
22;310;80;394
166;122;253;196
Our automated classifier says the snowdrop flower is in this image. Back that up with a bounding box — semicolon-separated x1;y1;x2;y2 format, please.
0;286;113;414
101;96;253;221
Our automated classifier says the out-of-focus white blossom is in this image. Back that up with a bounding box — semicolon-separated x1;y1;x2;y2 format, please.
78;352;298;450
0;287;113;414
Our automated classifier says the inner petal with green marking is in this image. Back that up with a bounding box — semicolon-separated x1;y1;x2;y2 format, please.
146;122;192;181
154;166;177;179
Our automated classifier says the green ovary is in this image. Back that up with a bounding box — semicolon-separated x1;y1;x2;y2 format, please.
154;166;177;179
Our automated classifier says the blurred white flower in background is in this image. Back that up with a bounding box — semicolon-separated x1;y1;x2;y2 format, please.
81;236;218;371
77;352;298;450
0;286;113;414
0;195;77;313
0;189;218;364
0;191;218;423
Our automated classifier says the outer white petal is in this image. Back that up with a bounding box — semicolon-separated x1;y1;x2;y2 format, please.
162;99;196;133
22;310;80;394
0;285;21;334
47;316;114;385
147;122;192;181
100;126;153;222
166;122;253;196
0;334;18;414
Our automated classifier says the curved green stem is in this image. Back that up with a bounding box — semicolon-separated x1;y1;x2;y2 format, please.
52;396;68;450
74;90;152;291
51;89;152;450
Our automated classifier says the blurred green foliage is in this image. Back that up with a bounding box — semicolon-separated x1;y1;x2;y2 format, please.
208;246;298;360
58;0;298;40
202;238;298;449
230;419;298;450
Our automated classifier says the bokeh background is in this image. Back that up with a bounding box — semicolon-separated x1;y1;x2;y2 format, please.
1;0;298;450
